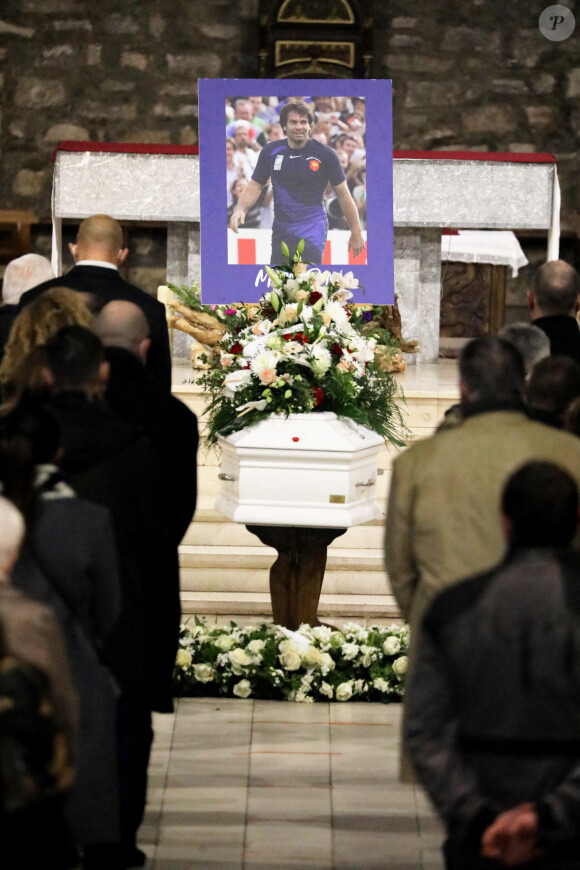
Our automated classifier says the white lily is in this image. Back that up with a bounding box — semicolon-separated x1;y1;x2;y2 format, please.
223;369;252;397
236;399;268;417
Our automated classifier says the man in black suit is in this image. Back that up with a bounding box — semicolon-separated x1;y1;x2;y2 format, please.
527;260;580;364
19;214;172;391
95;299;198;712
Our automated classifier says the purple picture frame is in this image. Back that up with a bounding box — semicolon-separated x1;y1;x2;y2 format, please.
199;78;393;304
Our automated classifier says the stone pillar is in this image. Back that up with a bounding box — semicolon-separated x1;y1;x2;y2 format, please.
394;226;442;364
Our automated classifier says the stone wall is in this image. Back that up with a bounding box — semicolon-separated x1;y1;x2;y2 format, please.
373;0;580;237
1;0;579;307
0;0;258;221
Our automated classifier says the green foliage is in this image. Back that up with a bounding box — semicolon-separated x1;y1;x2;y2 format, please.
167;280;204;312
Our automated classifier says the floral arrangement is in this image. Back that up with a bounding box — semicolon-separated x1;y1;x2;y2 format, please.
173;619;409;703
174;243;411;446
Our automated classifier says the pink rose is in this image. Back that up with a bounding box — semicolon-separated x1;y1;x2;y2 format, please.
259;369;276;385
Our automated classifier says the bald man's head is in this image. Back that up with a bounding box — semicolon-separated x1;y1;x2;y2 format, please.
96;300;150;363
71;214;128;266
529;259;580;317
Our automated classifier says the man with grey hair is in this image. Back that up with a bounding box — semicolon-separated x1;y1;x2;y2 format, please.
498;321;550;376
527;259;580;363
0;253;54;359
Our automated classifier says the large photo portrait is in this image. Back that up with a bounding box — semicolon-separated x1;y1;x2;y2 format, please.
199;78;393;304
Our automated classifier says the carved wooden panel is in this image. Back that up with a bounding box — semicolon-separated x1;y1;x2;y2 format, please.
440;262;507;338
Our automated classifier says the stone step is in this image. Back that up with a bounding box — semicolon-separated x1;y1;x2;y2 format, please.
180;569;389;599
180;544;385;571
181;517;386;549
180;590;400;621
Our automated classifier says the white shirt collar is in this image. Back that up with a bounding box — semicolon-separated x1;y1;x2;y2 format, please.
75;259;118;270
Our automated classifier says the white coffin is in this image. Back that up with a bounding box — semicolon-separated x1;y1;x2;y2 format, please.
215;413;384;528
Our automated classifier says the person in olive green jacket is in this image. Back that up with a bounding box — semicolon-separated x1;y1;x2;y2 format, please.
385;335;580;642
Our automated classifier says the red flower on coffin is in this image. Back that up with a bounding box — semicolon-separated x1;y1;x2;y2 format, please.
312;386;325;407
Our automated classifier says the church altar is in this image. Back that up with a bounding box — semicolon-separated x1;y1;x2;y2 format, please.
48;141;558;625
51;142;559;364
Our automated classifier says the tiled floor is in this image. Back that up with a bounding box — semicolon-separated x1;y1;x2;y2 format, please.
140;698;445;869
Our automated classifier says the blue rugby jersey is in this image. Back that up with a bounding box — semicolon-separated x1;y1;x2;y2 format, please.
252;138;345;255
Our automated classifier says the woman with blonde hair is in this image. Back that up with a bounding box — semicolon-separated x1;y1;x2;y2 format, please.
0;287;95;405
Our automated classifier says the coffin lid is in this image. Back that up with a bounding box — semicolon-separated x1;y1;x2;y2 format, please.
219;412;384;452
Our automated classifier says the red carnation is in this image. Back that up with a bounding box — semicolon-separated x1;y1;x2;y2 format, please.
312;386;325;407
309;291;323;304
229;342;243;355
331;342;343;357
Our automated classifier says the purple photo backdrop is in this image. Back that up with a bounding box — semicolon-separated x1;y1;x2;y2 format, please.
199;78;393;304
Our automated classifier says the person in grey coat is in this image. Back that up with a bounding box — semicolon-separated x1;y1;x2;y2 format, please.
404;461;580;870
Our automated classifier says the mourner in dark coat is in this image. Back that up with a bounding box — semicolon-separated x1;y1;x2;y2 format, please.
42;325;166;867
1;400;123;859
527;259;580;364
18;215;171;391
96;299;199;707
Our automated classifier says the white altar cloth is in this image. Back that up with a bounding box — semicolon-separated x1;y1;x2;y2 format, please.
440;230;528;277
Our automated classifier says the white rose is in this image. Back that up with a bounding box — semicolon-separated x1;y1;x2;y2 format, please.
373;678;390;693
335;681;354;702
342;643;359;661
318;652;335;673
193;663;214;683
228;648;252;674
233;679;252;698
319;681;334;699
310;346;332;376
393;656;408;676
383;636;401;656
247;639;266;654
175;649;192;668
279;639;299;654
215;634;235;651
303;646;322;667
279;650;302;671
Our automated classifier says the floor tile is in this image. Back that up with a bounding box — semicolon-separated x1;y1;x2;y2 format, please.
142;699;446;869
